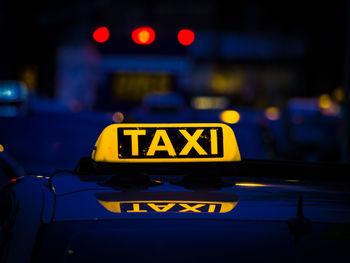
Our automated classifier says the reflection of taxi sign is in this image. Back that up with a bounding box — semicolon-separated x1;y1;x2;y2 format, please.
98;201;237;214
92;123;240;163
95;192;239;214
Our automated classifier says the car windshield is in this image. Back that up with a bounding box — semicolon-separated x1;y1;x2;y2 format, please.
0;1;349;174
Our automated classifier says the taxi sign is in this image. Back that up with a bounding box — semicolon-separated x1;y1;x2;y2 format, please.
92;123;240;163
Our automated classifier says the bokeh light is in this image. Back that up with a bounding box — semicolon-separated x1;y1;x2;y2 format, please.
235;183;268;187
332;87;344;102
92;26;110;43
132;27;156;45
191;96;228;109
220;110;240;124
112;112;124;123
319;94;332;109
177;29;195;46
264;107;280;121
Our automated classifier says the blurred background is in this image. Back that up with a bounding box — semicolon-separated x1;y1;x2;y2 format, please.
0;0;349;173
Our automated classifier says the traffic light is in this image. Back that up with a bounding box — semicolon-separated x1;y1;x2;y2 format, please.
92;26;110;43
131;27;156;45
177;29;195;46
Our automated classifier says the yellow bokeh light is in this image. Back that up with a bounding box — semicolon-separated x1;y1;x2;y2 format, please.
319;94;332;109
332;87;344;102
0;144;4;152
264;107;280;121
236;183;268;187
220;110;240;124
285;179;300;183
191;96;228;110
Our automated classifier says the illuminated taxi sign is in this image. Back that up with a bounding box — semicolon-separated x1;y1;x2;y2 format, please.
97;200;237;214
92;123;240;163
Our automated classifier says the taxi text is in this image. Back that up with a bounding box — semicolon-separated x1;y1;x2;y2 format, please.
118;127;223;158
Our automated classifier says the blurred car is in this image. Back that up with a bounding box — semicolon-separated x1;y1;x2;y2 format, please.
0;94;115;174
1;123;350;263
264;98;342;162
131;92;194;123
0;147;25;190
0;81;28;117
0;148;26;262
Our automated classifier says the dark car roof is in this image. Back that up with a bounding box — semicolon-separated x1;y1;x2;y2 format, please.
42;172;350;224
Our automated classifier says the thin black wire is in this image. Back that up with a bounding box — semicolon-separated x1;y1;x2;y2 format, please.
48;170;75;189
48;169;74;223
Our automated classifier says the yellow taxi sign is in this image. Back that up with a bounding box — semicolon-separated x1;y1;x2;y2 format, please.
92;123;240;163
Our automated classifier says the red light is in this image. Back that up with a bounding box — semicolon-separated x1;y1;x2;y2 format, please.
93;26;110;43
177;29;195;46
132;27;156;45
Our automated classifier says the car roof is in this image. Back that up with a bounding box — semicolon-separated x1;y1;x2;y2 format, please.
44;173;350;224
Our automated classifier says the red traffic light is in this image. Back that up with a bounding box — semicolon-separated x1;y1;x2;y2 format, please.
177;29;195;46
132;27;156;45
93;26;110;43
